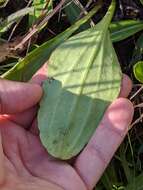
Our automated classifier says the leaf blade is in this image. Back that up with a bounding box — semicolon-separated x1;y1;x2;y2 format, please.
38;0;122;159
110;20;143;42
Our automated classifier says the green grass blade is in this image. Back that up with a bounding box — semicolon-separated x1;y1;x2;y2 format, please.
119;144;134;183
0;7;34;34
101;173;113;190
110;20;143;42
125;173;143;190
64;0;91;31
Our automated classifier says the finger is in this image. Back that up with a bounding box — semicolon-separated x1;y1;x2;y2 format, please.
119;74;132;98
31;63;48;85
0;117;86;190
0;79;42;114
0;133;5;185
30;118;39;135
3;106;38;128
74;98;134;190
3;64;48;126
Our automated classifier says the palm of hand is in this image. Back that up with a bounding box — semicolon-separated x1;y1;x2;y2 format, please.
0;73;133;190
1;118;85;190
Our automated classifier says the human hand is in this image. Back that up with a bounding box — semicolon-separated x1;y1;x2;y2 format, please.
0;68;134;190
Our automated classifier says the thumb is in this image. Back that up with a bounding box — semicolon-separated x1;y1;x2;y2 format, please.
0;79;42;114
0;133;4;185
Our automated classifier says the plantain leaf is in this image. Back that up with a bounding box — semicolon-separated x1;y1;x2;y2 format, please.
38;0;122;160
2;4;101;81
133;61;143;83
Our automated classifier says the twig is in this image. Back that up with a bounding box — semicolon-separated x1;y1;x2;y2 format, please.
129;114;143;129
43;0;51;11
8;0;33;41
74;0;95;26
38;0;66;28
14;0;66;50
130;85;143;100
85;0;93;9
134;103;143;108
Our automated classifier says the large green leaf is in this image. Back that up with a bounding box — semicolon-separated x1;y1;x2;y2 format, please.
2;4;101;81
38;0;122;160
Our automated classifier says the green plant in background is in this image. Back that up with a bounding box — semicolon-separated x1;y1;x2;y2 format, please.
132;32;143;83
2;3;102;81
64;0;143;41
38;0;122;160
1;0;143;82
3;12;143;81
0;7;34;36
29;0;53;27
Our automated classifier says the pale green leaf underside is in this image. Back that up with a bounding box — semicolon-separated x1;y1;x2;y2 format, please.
38;1;122;160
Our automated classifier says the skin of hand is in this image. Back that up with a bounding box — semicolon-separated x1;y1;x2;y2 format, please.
0;66;134;190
